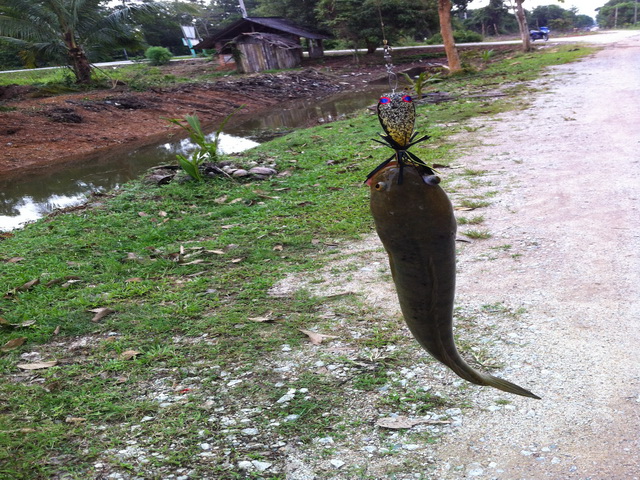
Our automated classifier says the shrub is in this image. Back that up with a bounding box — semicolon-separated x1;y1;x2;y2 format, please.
145;46;173;66
427;30;483;45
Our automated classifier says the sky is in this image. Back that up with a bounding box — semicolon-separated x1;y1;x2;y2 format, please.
106;1;603;22
471;0;603;20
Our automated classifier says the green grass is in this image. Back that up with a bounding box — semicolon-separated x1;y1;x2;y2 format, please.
0;44;594;479
0;61;231;90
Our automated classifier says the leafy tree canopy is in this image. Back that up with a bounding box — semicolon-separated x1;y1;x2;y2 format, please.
597;1;638;27
0;0;154;81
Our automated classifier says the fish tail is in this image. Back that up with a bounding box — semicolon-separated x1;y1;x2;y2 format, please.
431;348;541;399
481;373;541;400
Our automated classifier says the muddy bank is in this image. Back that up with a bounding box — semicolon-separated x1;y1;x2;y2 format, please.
0;51;448;177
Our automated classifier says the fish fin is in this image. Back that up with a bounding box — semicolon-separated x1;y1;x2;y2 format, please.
365;154;396;184
483;374;541;400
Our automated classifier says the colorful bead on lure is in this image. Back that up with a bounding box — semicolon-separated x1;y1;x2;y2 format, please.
377;92;416;148
366;92;433;184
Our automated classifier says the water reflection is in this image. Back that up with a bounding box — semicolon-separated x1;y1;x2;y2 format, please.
0;88;381;231
0;132;258;231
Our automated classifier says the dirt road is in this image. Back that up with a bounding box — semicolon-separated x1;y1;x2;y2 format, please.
269;32;640;480
425;31;640;479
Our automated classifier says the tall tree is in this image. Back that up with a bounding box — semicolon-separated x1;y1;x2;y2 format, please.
511;0;531;51
0;0;152;83
438;0;461;73
597;1;637;27
315;0;433;53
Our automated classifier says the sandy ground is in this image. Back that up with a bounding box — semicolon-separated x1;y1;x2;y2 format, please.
271;31;640;479
425;31;640;479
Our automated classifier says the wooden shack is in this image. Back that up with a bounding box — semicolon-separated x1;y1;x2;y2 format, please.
233;32;301;73
198;17;329;73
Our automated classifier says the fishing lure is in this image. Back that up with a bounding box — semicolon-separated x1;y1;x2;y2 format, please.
366;92;432;184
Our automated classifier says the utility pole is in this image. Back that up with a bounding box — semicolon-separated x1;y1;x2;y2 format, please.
238;0;248;18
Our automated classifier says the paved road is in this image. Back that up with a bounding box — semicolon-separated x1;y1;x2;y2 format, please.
1;30;638;75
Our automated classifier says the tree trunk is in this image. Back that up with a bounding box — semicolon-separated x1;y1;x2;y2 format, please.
64;30;92;84
513;0;532;52
437;0;461;73
69;47;93;84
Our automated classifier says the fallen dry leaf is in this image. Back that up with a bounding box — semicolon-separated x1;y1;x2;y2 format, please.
120;350;142;360
7;257;24;263
214;195;228;204
1;337;26;351
89;307;115;322
53;325;61;335
158;211;168;217
273;244;284;251
180;259;205;265
122;252;146;263
299;329;337;345
376;416;451;429
206;249;225;255
0;319;36;329
231;258;243;263
138;211;149;217
248;312;274;323
17;360;58;370
17;278;40;291
125;277;143;283
65;417;86;424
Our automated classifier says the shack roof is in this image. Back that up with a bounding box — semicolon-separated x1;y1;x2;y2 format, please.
198;17;329;50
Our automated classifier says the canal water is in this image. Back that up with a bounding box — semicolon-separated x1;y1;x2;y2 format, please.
0;89;383;231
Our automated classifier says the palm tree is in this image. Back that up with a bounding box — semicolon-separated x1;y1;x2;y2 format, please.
0;0;153;83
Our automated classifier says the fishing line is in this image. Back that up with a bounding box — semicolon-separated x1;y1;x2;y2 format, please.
377;2;397;92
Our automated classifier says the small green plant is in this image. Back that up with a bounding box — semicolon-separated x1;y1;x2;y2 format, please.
401;71;441;97
145;46;173;66
464;229;492;239
166;107;243;181
480;49;495;63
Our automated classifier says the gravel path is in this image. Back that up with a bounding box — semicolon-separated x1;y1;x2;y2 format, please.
425;31;640;479
269;32;640;480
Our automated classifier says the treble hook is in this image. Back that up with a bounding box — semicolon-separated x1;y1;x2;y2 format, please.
383;40;397;92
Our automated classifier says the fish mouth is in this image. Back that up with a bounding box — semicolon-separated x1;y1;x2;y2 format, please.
366;160;399;187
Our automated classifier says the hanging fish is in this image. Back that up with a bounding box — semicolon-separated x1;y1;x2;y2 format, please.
367;93;540;399
367;92;431;184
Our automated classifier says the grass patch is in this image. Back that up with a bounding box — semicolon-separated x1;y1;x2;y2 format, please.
0;44;594;479
457;215;485;225
464;229;492;239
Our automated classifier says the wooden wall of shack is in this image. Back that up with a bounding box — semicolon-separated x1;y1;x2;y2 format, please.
235;34;302;73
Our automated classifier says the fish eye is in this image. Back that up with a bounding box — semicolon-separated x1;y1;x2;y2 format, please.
374;181;387;191
379;97;391;104
402;95;412;102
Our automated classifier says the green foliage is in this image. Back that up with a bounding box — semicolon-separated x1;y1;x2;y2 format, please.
0;0;154;82
427;29;483;45
166;107;242;181
480;49;495;63
401;71;442;97
315;0;438;53
145;46;173;66
597;1;638;28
